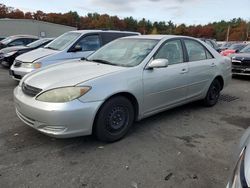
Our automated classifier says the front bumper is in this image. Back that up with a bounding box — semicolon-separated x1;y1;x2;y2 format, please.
232;67;250;76
14;86;103;138
10;66;34;80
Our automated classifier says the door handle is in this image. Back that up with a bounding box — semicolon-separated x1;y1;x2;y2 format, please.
180;68;188;74
210;62;216;67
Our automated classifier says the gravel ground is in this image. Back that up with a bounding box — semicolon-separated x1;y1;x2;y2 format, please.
0;67;249;188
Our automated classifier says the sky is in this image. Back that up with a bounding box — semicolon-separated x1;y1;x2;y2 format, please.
1;0;250;25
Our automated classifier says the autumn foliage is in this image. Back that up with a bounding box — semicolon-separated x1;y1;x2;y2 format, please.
0;3;249;41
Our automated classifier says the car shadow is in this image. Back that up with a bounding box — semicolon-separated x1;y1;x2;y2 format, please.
3;101;204;156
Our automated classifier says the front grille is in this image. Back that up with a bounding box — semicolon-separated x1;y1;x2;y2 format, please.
22;82;42;97
232;58;250;67
14;60;22;67
13;74;22;80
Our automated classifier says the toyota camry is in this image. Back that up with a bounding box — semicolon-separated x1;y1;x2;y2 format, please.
14;35;231;142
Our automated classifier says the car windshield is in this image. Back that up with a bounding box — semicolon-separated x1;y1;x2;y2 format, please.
230;44;246;50
240;44;250;53
87;38;159;67
44;32;80;51
27;38;51;48
221;42;234;48
0;36;15;44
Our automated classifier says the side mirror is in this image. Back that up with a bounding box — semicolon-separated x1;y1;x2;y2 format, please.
235;49;239;53
147;59;169;69
71;45;82;52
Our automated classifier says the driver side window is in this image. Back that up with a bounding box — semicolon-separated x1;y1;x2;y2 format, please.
9;39;25;46
154;40;184;65
74;35;101;52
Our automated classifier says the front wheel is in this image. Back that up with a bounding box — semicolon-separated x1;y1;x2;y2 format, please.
94;96;134;142
203;79;221;107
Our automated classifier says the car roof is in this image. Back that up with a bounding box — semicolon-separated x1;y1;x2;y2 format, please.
121;35;199;40
8;35;39;39
69;30;140;35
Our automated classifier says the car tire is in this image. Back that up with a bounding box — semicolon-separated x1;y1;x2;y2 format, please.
94;96;134;142
203;79;221;107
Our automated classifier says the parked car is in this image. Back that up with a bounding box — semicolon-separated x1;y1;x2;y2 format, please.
10;30;140;80
1;38;53;68
0;35;38;50
220;43;247;56
0;37;6;41
219;42;236;51
14;35;231;142
199;38;220;52
226;127;250;188
231;44;250;76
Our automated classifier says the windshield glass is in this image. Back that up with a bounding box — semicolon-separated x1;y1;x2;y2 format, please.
87;38;159;67
44;32;80;51
230;44;246;50
1;36;15;44
27;38;51;48
240;44;250;53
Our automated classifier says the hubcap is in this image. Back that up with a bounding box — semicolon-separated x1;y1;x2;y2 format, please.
209;84;220;101
106;106;129;133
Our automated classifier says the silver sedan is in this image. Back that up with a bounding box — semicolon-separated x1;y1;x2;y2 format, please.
14;35;232;142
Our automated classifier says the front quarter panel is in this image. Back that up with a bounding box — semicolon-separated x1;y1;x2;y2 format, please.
77;67;144;118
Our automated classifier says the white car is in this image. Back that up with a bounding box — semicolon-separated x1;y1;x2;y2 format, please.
10;30;139;80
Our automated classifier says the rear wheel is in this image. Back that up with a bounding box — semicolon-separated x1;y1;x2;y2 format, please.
94;96;134;142
203;79;221;107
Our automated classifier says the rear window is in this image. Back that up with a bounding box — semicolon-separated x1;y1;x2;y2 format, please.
101;32;138;45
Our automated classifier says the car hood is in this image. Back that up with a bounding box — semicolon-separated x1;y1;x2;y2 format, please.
231;53;250;60
23;60;126;90
0;46;28;54
16;48;57;63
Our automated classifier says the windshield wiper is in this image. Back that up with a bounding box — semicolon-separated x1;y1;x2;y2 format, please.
90;59;117;66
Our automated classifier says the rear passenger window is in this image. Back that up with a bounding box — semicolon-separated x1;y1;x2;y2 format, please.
76;35;101;51
154;40;184;65
184;39;213;61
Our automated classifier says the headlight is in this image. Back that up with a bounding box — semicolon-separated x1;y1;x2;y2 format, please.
21;63;33;68
36;86;91;103
4;51;17;57
20;62;42;69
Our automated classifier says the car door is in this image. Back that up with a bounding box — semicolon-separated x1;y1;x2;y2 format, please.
143;39;189;115
183;39;216;99
68;34;101;59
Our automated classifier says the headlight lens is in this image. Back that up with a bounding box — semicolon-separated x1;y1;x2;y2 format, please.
20;62;41;69
21;63;33;68
36;86;91;103
4;51;17;57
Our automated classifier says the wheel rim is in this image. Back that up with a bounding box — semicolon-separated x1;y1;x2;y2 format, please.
209;83;220;101
106;106;129;134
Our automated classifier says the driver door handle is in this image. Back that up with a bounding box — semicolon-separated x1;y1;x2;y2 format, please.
180;68;188;74
210;62;216;67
